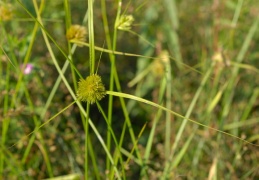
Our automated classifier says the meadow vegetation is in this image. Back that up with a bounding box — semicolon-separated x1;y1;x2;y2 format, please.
0;0;259;179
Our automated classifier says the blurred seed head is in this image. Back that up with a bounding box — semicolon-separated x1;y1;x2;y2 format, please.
66;25;87;46
116;15;134;31
152;50;169;77
0;3;13;21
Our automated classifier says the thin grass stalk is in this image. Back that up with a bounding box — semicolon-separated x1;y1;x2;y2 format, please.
192;138;205;167
113;70;148;178
85;103;90;179
86;0;96;178
123;122;147;167
23;83;54;176
106;90;258;147
91;8;150;174
37;5;89;175
162;66;213;179
64;0;78;93
31;0;55;176
0;26;21;177
64;0;71;28
220;14;259;178
101;0;112;58
220;15;259;126
70;40;205;77
20;1;45;164
0;44;2;175
162;0;183;69
87;134;101;180
106;0;123;175
97;103;126;179
171;133;195;169
229;0;244;49
165;56;172;158
240;88;259;122
1;144;24;176
140;108;163;177
100;2;116;173
0;0;43;175
11;4;43;106
88;0;95;74
108;69;146;178
111;113;127;178
140;75;167;177
0;48;10;176
218;16;259;149
0;2;44;172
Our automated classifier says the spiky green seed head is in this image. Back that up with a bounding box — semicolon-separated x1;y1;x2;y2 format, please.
77;74;106;104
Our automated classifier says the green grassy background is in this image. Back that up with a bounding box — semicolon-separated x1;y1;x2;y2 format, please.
0;0;259;179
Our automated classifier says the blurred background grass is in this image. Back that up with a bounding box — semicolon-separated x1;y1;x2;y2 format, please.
0;0;259;179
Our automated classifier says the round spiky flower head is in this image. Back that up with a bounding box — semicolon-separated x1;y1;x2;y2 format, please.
66;25;87;46
77;74;106;104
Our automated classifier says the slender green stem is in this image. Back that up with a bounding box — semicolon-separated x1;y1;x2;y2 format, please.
31;0;54;177
106;90;259;147
97;103;126;179
20;0;45;164
106;0;122;174
85;0;95;178
0;46;10;176
85;104;90;179
87;134;101;180
100;2;115;172
88;0;95;74
22;82;53;177
162;67;213;179
101;0;112;56
140;73;167;177
220;15;259;127
140;108;163;177
100;1;148;177
165;55;172;158
64;0;77;92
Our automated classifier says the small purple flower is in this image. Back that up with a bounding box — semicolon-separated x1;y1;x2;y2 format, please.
21;63;34;75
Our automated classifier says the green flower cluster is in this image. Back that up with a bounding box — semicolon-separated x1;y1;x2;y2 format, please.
66;25;87;46
116;15;134;31
77;74;106;104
